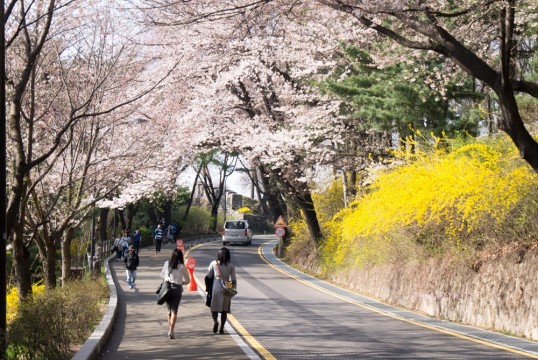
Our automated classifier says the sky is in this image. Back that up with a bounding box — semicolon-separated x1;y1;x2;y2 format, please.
177;168;253;197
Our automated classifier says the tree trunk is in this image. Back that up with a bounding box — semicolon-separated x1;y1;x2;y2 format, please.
259;165;287;221
61;227;74;286
117;208;127;230
126;203;137;231
293;191;323;242
349;170;357;198
496;88;538;170
147;206;159;226
99;208;109;242
43;239;57;289
184;164;202;222
256;166;272;218
12;225;32;301
99;207;109;255
210;202;219;232
277;163;323;243
164;201;172;226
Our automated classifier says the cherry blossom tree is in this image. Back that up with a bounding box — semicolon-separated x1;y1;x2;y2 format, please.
5;0;183;296
140;0;538;170
196;152;238;231
135;0;371;241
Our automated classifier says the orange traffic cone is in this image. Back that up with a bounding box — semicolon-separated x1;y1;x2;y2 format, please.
187;267;197;291
185;257;198;291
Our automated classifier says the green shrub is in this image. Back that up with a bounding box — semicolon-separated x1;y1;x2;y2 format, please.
177;206;213;234
138;226;153;247
7;279;109;360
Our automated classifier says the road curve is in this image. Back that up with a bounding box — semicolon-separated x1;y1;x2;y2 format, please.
191;235;538;359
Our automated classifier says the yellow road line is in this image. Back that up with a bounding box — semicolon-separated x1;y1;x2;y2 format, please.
188;242;276;360
258;241;538;359
227;315;277;360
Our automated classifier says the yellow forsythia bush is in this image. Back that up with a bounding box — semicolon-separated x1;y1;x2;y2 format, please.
321;134;538;271
7;282;46;324
238;207;253;214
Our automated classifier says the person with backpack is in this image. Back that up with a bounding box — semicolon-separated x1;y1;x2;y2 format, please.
154;223;164;253
166;223;175;244
124;245;139;289
120;230;130;259
113;236;122;261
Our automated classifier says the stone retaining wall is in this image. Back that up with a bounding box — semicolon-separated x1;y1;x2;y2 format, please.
327;245;537;341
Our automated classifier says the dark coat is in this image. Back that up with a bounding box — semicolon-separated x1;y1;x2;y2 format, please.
124;252;139;270
204;275;213;307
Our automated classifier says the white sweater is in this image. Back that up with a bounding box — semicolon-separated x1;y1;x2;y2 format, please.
160;260;190;286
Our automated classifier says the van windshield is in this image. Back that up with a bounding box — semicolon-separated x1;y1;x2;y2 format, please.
225;221;245;229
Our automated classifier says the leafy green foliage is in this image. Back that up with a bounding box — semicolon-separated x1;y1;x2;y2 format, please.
7;279;109;360
177;206;213;234
316;44;482;138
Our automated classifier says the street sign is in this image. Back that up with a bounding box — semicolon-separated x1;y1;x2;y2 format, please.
186;257;196;269
275;228;285;237
274;215;287;228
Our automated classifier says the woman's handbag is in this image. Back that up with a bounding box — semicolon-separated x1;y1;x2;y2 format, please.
156;268;172;305
204;275;213;307
222;280;237;298
216;263;237;298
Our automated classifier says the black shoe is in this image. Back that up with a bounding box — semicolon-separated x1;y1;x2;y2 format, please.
219;327;224;334
213;322;218;334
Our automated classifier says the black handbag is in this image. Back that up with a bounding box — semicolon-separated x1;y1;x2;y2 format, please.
156;268;171;305
204;275;213;307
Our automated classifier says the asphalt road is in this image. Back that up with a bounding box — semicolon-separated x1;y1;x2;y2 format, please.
190;235;538;360
98;235;537;359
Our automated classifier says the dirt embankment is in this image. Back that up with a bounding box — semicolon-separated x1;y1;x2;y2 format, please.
298;243;538;341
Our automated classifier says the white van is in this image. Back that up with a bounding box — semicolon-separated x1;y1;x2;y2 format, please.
222;220;253;246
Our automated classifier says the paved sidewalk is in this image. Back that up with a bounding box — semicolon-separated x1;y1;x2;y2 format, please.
96;240;251;360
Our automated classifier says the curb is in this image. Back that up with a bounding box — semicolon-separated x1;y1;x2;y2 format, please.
72;234;219;360
71;255;118;360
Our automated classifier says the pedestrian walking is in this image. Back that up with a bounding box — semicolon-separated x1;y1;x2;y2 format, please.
160;248;190;339
154;223;164;253
166;223;175;244
120;231;130;259
124;245;139;289
113;236;122;261
132;227;142;253
205;247;236;334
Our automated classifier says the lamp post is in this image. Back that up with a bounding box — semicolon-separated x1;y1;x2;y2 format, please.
223;179;227;222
